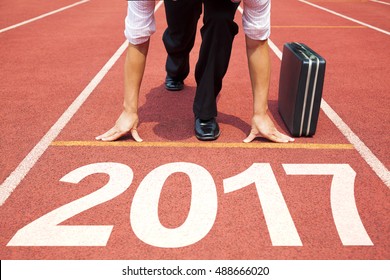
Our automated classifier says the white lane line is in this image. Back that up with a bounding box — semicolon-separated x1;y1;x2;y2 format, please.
0;0;90;34
370;0;390;6
293;1;390;186
299;0;390;36
0;42;127;205
320;101;390;187
0;2;164;205
246;7;390;187
268;39;283;60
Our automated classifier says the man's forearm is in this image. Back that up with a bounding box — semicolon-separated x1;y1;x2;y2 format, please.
123;40;150;113
245;36;271;115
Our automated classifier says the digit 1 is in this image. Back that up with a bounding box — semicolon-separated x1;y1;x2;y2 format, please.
223;163;302;246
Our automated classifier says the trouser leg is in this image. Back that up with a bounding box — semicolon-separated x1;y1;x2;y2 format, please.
193;0;239;120
162;0;202;81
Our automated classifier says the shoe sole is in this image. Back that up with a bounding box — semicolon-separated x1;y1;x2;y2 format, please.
195;130;221;141
165;84;184;91
165;87;184;91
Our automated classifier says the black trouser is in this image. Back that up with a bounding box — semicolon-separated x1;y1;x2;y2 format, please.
163;0;239;120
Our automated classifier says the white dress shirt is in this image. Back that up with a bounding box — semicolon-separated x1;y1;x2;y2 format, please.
124;0;270;45
242;0;271;40
124;0;156;45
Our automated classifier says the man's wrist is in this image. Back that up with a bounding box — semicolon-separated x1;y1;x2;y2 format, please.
123;105;138;114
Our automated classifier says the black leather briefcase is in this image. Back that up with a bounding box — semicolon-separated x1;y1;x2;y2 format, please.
278;42;326;137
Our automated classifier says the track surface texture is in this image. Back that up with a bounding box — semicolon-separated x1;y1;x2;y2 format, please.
0;0;389;263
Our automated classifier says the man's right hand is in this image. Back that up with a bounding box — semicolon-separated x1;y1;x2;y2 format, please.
95;111;143;142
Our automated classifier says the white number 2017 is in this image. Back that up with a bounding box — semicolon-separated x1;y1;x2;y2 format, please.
7;162;373;247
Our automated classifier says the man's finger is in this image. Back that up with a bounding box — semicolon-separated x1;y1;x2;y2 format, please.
259;132;287;143
243;132;257;143
95;128;116;141
274;131;295;143
244;129;295;144
100;131;126;142
131;129;143;142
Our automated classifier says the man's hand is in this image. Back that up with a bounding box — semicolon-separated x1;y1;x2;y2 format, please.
96;111;142;142
243;113;294;143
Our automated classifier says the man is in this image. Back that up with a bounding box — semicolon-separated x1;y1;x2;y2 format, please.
163;0;240;141
96;0;293;143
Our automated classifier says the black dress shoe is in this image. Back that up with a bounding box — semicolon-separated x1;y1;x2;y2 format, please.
165;76;184;91
195;117;220;141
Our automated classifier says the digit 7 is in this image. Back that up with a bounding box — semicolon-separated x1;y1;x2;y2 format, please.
283;164;373;246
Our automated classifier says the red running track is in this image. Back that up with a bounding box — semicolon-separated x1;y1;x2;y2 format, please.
0;0;389;263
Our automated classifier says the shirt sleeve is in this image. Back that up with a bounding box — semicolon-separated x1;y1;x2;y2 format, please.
124;1;156;45
242;0;271;41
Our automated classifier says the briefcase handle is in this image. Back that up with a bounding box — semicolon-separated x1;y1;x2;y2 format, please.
288;42;326;62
